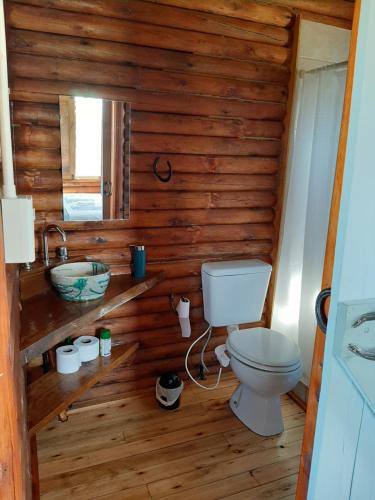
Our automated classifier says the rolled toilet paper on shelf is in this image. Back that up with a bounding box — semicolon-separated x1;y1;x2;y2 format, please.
56;345;81;374
177;297;191;338
73;336;100;362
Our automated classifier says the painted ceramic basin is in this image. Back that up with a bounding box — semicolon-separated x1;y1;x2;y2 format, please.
51;262;111;302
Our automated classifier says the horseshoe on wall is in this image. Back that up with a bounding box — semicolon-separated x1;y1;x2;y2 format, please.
153;157;172;183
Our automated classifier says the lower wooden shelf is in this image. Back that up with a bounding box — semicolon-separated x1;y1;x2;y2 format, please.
27;342;139;436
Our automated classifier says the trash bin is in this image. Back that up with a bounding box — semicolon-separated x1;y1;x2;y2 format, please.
155;372;183;410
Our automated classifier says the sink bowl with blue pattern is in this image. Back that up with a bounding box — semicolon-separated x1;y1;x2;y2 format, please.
50;261;111;301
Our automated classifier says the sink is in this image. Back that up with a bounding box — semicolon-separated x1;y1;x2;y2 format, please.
50;261;111;301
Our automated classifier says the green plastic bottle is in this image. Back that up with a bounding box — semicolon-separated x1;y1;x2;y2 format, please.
99;329;111;357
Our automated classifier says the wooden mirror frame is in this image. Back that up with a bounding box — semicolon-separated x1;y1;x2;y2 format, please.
59;96;131;223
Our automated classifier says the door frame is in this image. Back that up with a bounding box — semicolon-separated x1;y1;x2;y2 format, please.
296;0;361;497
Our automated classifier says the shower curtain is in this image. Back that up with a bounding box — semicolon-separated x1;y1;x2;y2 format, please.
272;64;347;385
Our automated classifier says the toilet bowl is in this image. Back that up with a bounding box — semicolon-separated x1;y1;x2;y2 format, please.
201;259;302;436
226;327;302;436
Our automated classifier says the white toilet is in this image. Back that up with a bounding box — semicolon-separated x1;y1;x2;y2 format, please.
202;259;302;436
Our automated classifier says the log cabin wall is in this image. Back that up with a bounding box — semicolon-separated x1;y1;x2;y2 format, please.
0;254;31;496
5;0;353;403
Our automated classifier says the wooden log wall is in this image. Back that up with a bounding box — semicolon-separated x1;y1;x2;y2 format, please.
0;255;31;496
5;0;352;403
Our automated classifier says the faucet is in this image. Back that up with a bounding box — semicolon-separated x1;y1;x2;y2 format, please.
43;224;67;266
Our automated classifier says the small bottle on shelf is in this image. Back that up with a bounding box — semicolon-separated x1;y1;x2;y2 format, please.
99;329;111;357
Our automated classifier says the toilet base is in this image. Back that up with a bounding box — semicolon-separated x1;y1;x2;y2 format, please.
229;383;284;436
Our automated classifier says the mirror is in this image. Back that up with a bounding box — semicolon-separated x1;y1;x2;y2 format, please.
59;96;130;221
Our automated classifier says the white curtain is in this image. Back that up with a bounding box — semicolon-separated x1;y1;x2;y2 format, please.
272;65;347;385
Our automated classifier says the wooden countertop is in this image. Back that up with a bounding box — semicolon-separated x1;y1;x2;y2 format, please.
20;272;164;365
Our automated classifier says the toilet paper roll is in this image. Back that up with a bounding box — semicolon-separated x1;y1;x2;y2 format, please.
56;345;81;374
177;297;191;338
73;336;100;362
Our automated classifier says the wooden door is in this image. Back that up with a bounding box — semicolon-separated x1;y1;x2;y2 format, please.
0;214;31;498
296;0;361;497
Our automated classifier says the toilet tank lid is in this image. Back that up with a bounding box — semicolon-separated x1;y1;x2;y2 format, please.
202;259;272;277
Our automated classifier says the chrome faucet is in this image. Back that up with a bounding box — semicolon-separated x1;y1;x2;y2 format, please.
352;312;375;328
43;224;67;266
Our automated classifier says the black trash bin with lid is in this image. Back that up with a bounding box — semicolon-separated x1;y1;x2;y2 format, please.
156;372;183;410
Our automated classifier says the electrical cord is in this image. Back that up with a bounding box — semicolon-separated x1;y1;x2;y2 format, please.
185;324;223;390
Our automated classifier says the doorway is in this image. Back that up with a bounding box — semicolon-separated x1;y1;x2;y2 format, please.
272;20;350;399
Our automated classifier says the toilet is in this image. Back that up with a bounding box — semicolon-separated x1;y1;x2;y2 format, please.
202;259;302;436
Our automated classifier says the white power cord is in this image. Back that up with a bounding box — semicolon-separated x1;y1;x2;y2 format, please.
185;324;223;390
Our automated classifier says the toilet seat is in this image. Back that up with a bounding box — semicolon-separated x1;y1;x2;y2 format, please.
226;327;301;373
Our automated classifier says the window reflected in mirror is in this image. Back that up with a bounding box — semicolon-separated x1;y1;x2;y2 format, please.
59;96;130;221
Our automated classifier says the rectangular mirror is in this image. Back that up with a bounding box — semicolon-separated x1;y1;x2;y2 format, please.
59;96;131;221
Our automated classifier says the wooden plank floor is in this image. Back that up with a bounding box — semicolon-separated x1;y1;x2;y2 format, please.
36;373;304;499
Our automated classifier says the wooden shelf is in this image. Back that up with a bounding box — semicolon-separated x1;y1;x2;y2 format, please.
20;272;164;365
27;342;139;436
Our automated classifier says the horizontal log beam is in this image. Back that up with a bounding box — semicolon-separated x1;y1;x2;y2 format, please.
132;154;279;175
12;101;59;126
132;112;284;139
40;207;274;230
65;240;273;262
132;153;279;174
10;0;290;45
133;335;226;364
131;172;277;192
16;169;62;193
13;125;60;149
9;54;288;103
6;4;291;64
34;210;63;223
131;191;275;213
31;192;63;211
81;307;204;336
131;133;281;156
147;0;294;27
9;29;290;85
11;90;59;104
107;322;208;351
143;277;202;298
14;148;61;169
36;223;275;251
11;79;287;121
126;207;276;227
104;291;203;320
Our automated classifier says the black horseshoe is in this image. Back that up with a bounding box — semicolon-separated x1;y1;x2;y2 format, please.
153;157;172;183
315;287;331;334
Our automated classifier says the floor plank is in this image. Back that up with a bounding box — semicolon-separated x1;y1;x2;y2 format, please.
224;474;298;499
161;457;300;500
37;373;304;499
93;485;151;500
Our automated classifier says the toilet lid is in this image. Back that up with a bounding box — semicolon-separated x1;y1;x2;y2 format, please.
226;327;301;369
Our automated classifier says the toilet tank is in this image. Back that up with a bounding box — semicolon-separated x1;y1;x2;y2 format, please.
202;259;272;327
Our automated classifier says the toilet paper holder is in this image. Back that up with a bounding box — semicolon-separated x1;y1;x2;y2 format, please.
170;293;191;338
169;293;189;315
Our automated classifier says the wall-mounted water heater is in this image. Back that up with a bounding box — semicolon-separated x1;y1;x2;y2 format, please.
0;0;35;264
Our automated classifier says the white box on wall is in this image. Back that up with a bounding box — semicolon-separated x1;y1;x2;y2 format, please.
1;196;35;263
